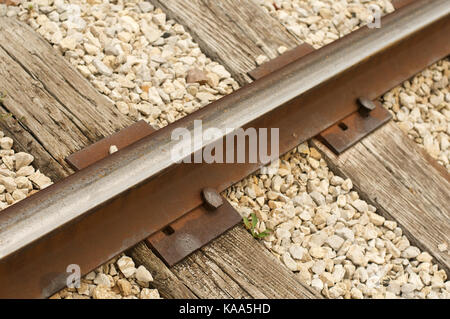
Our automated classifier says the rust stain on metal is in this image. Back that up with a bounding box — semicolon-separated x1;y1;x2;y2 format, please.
357;97;376;116
66;120;155;170
392;0;418;9
67;128;239;266
0;1;448;298
146;197;241;266
318;101;392;154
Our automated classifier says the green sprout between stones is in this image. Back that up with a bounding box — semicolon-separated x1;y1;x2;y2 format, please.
0;113;12;121
0;91;6;104
243;212;272;239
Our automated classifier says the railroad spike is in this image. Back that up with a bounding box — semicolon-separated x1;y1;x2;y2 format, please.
202;188;223;210
357;97;376;117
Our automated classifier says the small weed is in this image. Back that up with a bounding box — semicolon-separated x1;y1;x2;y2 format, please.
243;213;272;239
0;91;6;104
0;113;12;121
27;4;34;12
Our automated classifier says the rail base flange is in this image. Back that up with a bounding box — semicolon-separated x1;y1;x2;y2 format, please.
318;100;392;154
248;44;393;154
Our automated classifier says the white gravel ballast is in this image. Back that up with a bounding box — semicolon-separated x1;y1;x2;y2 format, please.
3;0;239;129
225;143;450;299
256;0;395;49
0;131;52;210
382;59;450;170
256;0;449;170
52;254;161;299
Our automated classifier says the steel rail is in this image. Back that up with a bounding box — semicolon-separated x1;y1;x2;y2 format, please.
0;0;448;298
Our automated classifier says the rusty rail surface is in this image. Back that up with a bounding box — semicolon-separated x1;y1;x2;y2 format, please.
0;0;449;298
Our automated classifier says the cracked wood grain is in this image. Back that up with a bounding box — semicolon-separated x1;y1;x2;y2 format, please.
149;0;300;84
0;18;190;299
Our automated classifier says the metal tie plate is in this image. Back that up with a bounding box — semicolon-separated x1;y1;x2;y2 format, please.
66;120;241;266
318;100;392;154
249;44;392;154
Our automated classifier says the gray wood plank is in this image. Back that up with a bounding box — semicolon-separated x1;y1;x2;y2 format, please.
0;18;191;299
128;242;197;299
0;16;318;299
149;0;299;83
0;18;132;166
173;226;320;299
312;122;450;273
